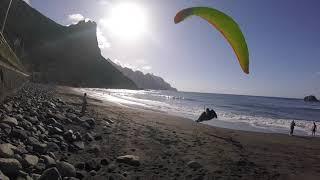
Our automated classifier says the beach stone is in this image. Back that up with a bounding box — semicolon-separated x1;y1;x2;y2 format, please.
116;155;140;166
84;133;94;142
39;167;62;180
75;162;85;170
47;142;60;152
72;141;84;150
11;128;29;140
57;161;76;177
48;126;64;135
76;171;86;179
94;134;102;141
0;170;9;180
89;170;97;176
87;145;101;154
0;143;16;158
47;118;58;125
65;113;77;121
34;162;46;174
187;161;202;169
27;116;39;125
0;123;11;134
41;155;56;168
1;116;18;127
28;137;47;153
107;163;117;172
100;158;109;166
23;154;39;167
32;173;41;180
64;130;76;142
85;159;101;172
16;175;33;180
0;158;22;174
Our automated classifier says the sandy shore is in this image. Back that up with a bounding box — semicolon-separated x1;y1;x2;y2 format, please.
56;85;320;180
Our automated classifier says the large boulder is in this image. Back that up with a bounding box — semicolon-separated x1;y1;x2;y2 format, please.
0;144;16;158
116;155;140;166
1;116;18;127
39;167;62;180
0;158;22;174
0;170;9;180
23;154;39;167
304;95;319;102
56;161;76;177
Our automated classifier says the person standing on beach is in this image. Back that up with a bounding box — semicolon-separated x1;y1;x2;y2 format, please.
81;93;87;116
290;120;296;136
312;122;317;136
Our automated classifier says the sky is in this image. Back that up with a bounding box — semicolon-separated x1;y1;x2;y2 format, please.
22;0;320;98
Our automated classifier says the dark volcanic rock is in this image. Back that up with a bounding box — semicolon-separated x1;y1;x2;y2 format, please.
1;116;18;127
0;0;137;89
304;95;319;102
116;155;140;166
56;161;76;177
39;167;62;180
0;158;22;174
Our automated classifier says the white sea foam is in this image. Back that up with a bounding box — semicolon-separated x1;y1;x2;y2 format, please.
75;88;318;136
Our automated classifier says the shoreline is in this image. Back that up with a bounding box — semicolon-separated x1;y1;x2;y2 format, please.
1;83;318;179
57;85;320;179
71;86;316;137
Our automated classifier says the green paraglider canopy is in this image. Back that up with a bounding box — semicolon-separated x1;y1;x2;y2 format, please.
174;7;249;74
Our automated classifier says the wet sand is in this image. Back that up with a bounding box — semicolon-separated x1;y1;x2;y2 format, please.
57;86;320;180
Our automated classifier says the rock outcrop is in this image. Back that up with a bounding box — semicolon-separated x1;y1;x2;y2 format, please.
0;0;137;89
304;95;319;102
108;59;177;91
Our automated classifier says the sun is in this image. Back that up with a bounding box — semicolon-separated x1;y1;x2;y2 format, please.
106;2;147;41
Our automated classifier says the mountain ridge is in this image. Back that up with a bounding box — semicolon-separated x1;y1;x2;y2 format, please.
107;58;177;91
0;0;137;89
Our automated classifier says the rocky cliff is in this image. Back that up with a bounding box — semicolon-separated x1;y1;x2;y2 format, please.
0;0;137;89
108;60;177;91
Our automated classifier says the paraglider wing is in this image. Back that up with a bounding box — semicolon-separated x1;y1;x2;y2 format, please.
174;7;249;74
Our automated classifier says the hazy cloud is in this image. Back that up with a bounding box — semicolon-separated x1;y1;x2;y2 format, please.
97;27;111;49
142;65;152;70
68;14;85;24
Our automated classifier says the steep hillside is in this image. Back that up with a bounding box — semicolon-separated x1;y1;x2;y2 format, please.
108;59;177;91
0;0;137;88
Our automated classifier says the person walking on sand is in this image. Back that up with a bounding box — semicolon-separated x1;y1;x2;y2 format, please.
81;93;87;116
312;122;317;136
290;120;296;136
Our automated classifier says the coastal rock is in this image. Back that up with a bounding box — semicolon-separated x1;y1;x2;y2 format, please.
116;155;140;166
0;123;12;134
72;141;85;150
1;116;18;127
0;144;16;158
100;158;109;166
87;145;101;154
304;95;319;102
0;158;22;174
84;133;94;142
41;155;56;168
187;161;202;169
0;170;9;180
28;137;47;153
11;128;29;140
23;154;39;167
85;159;101;172
56;161;76;177
39;167;62;180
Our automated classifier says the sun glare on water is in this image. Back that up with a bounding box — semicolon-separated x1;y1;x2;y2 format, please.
106;3;147;41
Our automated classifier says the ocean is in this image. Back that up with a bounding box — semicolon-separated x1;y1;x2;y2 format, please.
76;88;320;136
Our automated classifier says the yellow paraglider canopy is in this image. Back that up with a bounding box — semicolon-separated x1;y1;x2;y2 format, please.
175;7;249;74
